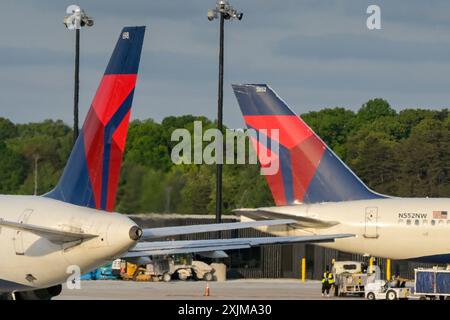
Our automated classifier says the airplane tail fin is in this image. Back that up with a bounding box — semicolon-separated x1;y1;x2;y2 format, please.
45;26;145;211
232;84;386;205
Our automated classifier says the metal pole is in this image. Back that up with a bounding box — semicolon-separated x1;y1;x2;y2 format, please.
301;257;306;282
215;12;225;225
386;259;391;281
73;28;80;145
34;155;39;196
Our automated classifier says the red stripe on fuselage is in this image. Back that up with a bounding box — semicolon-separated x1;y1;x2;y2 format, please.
244;115;314;149
92;74;137;126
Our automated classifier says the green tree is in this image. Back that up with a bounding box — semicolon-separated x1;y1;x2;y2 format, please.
302;108;355;158
116;162;147;213
0;118;18;141
163;167;188;213
355;98;396;126
397;109;435;138
396;118;450;197
7;120;71;194
178;165;213;214
0;142;27;194
356;116;407;141
346;131;399;195
139;170;167;213
125;119;171;172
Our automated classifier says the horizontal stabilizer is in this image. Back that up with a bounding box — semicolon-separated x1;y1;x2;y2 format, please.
0;219;97;244
234;208;339;229
123;234;354;258
140;219;296;240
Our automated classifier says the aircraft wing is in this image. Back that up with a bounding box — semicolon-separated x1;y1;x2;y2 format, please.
123;234;354;258
234;208;340;229
140;219;296;240
0;218;98;243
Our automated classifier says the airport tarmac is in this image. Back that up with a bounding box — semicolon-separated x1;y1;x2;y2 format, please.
56;279;361;300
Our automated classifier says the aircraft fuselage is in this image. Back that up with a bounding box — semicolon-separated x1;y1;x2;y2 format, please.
0;195;138;292
248;198;450;263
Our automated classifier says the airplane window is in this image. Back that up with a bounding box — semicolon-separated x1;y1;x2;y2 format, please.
431;220;436;226
406;219;411;225
415;220;420;226
423;220;428;225
439;220;444;225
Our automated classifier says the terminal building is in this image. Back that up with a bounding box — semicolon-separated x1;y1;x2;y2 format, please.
131;214;432;280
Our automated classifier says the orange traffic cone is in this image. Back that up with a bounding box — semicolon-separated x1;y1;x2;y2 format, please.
203;282;210;297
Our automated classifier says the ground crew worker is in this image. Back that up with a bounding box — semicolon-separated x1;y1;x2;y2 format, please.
322;266;334;297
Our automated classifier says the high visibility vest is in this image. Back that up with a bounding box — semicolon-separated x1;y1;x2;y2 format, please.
328;272;334;284
322;272;334;284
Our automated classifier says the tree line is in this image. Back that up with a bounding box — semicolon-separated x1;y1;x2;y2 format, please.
1;98;450;214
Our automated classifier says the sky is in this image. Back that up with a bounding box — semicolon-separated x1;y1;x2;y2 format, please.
2;0;450;129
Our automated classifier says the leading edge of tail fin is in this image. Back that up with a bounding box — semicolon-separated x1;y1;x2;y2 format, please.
45;26;145;211
232;84;387;205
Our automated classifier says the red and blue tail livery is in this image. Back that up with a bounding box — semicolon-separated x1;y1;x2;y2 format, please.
46;26;145;211
232;84;386;205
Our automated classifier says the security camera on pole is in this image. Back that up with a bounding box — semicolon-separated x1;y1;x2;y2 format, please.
63;5;94;145
207;1;243;227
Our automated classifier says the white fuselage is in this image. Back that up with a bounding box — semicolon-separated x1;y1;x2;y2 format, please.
0;195;138;292
248;198;450;262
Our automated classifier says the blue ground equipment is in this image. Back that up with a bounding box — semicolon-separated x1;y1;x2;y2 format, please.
415;268;450;299
80;264;119;280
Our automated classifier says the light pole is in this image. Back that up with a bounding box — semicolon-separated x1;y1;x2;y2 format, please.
208;1;243;226
63;5;94;145
33;154;40;196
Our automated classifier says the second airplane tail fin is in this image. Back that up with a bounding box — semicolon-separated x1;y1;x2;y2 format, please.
232;84;386;205
45;26;145;211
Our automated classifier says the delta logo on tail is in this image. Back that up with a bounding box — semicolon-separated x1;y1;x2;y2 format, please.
232;84;386;205
46;26;146;211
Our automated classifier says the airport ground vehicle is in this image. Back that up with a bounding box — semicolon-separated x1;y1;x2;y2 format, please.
365;280;410;300
332;261;377;297
414;268;450;300
120;255;214;282
191;261;215;281
80;264;120;281
151;255;214;282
